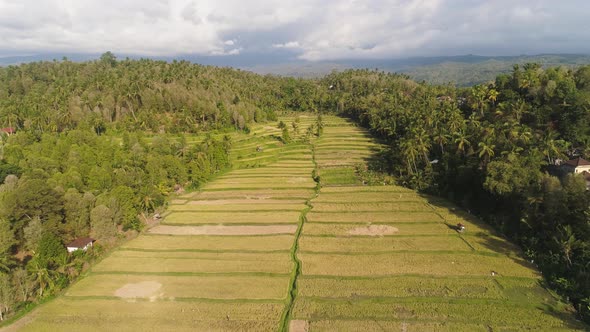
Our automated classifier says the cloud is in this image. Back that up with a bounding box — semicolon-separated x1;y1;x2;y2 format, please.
272;41;300;49
0;0;589;60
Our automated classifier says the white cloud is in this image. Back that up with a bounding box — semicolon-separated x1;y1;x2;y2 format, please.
272;41;300;49
0;0;589;60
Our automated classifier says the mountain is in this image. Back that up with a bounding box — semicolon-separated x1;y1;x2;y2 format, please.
2;52;590;86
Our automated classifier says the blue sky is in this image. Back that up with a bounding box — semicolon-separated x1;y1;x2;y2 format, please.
0;0;589;60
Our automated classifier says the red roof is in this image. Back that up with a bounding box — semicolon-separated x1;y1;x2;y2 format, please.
67;237;95;248
564;157;590;167
0;127;15;134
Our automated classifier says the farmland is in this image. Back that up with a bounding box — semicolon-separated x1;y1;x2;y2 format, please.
5;115;584;331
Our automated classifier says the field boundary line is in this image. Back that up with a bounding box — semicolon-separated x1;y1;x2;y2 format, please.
279;141;320;332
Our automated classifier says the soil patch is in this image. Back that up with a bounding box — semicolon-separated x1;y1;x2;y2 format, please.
287;177;310;183
149;225;297;235
289;320;309;332
115;281;162;299
348;225;398;236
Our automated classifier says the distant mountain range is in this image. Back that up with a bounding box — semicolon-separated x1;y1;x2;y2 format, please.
2;53;589;86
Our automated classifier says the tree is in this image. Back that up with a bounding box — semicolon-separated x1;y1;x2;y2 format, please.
90;205;116;241
0;273;14;321
12;268;31;303
26;258;57;298
0;219;15;273
23;217;43;252
100;51;117;67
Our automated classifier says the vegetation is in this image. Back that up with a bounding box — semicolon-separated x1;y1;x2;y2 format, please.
0;53;589;328
0;54;315;322
321;65;590;322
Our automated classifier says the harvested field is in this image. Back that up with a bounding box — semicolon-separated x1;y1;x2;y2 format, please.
299;252;540;277
163;210;301;225
298;235;473;252
203;181;315;190
184;199;304;205
108;251;290;262
302;222;450;236
92;255;293;274
168;203;304;212
313;192;422;203
306;211;442;223
67;274;290;300
291;298;574;329
320;186;414;193
121;234;294;251
306;320;581;332
311;201;428;212
149;225;297;236
297;275;506;299
18;298;284;332
347;224;397;236
191;189;314;200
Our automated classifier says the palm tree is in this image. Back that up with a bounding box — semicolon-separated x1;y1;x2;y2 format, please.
399;139;419;174
433;130;450;154
478;141;496;166
27;259;57;298
555;225;580;267
454;132;471;156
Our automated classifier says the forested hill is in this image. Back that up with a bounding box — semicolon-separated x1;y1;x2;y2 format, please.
0;52;318;134
0;56;590;325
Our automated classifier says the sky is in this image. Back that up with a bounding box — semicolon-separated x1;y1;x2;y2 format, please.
0;0;589;61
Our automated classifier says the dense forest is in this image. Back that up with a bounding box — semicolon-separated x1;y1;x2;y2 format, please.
0;55;589;324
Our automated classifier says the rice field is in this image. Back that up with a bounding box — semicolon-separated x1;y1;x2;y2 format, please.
9;115;584;331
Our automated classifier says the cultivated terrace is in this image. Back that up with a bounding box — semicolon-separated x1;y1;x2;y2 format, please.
0;56;589;330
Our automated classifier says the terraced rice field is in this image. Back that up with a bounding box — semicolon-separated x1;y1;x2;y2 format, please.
7;115;584;331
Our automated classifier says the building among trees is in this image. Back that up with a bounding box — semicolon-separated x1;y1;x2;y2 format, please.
66;237;95;253
562;157;590;174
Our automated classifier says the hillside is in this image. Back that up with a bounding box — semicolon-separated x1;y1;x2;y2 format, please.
5;115;584;331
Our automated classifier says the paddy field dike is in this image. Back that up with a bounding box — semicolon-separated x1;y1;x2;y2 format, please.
6;115;585;331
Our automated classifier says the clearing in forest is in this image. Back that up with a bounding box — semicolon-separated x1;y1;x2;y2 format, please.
4;115;585;331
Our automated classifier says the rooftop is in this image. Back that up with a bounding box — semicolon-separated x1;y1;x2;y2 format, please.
67;237;95;248
564;157;590;167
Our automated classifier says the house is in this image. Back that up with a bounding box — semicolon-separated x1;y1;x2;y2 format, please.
562;157;590;174
0;127;15;135
66;237;95;253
